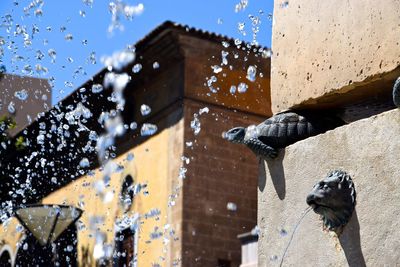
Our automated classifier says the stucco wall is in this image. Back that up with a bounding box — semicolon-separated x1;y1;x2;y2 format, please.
271;0;400;112
258;109;400;266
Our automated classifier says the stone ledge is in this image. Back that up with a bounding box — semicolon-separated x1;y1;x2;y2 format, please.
271;0;400;113
258;109;400;266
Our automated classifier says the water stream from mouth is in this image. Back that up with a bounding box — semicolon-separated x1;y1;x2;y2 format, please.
279;206;312;267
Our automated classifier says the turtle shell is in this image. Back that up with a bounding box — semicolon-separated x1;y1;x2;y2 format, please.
255;111;344;148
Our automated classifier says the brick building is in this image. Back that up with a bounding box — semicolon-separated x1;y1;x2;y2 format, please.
0;21;271;266
0;74;51;135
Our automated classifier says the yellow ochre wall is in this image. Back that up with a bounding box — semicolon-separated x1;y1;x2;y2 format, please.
0;117;184;267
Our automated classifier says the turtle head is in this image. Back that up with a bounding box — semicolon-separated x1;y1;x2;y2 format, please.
222;127;246;143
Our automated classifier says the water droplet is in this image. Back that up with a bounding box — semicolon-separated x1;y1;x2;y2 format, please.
66;245;73;252
246;65;257;82
179;167;187;179
221;51;229;65
79;10;86;17
280;1;289;8
132;63;142;73
211;65;222;74
126;153;134;161
91;84;103;93
23;243;28;250
64;81;74;88
16;224;24;232
199;107;209;115
140;123;157;136
123;3;144;20
101;49;135;71
227;202;237;211
217;18;223;24
130;122;137;130
79;158;90;168
238;22;246;36
35;64;48;75
81;39;88;45
37;134;45;144
89;51;96;64
82;0;93;7
190;114;201;135
152;61;159;69
237;82;248;93
36;50;44;60
222;41;230;48
48;49;56;62
22;64;32;75
65;33;73;41
229;85;237;94
8;102;15;114
235;0;248;12
140;104;151;116
262;49;273;58
185;141;193;147
279;229;288;237
34;8;43;17
15;90;29;100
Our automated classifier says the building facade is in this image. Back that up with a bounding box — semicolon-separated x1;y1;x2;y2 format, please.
0;22;271;267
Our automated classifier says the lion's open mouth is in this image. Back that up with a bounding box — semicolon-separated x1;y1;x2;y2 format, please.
306;198;332;212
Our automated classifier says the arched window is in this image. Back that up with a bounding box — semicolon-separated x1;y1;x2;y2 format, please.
120;175;134;212
0;250;12;267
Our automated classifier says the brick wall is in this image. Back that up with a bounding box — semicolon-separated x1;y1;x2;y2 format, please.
181;99;263;267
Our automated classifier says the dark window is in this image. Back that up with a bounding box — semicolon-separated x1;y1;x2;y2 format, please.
15;223;78;267
120;175;134;212
0;250;12;267
217;259;231;267
113;228;135;267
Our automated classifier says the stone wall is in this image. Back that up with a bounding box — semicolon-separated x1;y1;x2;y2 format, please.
259;1;400;265
258;109;400;266
271;0;400;113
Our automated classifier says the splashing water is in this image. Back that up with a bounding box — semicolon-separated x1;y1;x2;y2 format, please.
140;104;151;116
279;207;312;267
141;123;158;136
15;90;29;101
235;0;249;12
108;0;144;33
246;65;257;82
237;82;248;93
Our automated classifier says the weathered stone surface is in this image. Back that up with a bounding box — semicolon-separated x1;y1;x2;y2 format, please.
258;109;400;266
271;0;400;113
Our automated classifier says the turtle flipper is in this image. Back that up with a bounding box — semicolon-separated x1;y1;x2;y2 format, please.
393;77;400;108
244;138;278;159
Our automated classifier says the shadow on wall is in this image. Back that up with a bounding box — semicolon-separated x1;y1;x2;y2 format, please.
258;150;286;200
339;210;366;267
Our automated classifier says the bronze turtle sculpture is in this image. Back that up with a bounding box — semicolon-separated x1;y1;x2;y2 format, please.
223;110;344;159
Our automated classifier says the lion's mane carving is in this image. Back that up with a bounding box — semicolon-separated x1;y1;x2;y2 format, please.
306;170;356;230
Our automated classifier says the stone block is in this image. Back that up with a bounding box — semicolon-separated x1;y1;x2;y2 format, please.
258;109;400;266
271;0;400;112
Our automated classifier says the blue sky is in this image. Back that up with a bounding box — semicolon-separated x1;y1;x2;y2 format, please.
0;0;273;104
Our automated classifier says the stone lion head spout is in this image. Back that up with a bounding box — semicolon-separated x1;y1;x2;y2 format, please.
306;170;356;231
